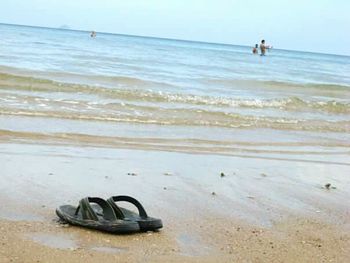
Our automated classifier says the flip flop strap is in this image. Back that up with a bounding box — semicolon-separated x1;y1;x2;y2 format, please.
75;197;116;221
108;196;148;218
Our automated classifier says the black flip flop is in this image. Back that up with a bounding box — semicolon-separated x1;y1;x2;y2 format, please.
107;195;163;231
56;197;139;233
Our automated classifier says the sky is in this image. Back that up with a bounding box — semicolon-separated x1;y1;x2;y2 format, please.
1;0;349;55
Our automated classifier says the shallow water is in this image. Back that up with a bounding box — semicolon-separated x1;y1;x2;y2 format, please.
0;23;349;160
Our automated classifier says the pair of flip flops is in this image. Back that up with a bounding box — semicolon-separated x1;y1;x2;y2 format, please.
56;195;162;234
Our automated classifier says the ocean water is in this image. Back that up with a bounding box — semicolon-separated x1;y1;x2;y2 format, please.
0;23;349;163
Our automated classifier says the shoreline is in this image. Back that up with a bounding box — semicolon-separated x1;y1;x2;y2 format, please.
1;141;349;262
1;22;349;262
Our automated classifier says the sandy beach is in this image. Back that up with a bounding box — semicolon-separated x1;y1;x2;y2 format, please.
1;23;350;262
1;140;349;262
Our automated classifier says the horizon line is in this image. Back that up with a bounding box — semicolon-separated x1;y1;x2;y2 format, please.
1;22;349;58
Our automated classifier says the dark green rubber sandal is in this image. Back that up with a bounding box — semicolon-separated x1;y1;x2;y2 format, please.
107;195;163;231
56;197;140;234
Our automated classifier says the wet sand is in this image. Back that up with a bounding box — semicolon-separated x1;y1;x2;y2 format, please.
1;142;350;262
1;22;350;263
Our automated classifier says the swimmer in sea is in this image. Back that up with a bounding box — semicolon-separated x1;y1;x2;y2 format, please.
252;44;259;54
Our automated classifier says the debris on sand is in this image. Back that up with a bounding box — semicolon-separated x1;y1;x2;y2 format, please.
220;172;225;177
260;173;267;177
127;173;137;176
211;192;216;196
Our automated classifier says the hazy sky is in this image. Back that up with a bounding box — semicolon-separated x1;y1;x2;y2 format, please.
1;0;349;55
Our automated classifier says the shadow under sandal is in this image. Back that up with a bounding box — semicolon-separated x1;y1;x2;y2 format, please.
107;195;163;231
56;197;140;233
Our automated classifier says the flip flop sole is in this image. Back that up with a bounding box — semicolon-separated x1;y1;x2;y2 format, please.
119;207;163;231
138;218;163;231
56;206;139;234
91;205;163;231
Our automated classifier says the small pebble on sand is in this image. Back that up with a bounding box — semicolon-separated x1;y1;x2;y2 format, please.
211;192;216;196
220;172;225;177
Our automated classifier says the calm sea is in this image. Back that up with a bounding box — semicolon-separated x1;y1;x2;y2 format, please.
0;23;349;163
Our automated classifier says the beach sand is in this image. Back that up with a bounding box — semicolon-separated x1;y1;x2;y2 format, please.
1;23;350;263
1;141;349;262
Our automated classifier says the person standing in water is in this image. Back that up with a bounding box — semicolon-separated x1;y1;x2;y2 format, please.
260;40;267;55
260;39;272;56
252;44;259;54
